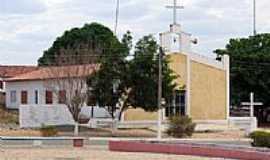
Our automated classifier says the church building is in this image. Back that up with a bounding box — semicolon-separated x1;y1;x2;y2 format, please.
123;1;230;124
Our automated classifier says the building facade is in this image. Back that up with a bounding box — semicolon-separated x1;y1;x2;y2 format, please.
0;65;37;107
123;24;230;123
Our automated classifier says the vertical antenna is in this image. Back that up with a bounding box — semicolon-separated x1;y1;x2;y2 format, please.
253;0;257;36
114;0;120;35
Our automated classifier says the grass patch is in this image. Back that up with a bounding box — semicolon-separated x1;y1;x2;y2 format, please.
40;125;58;137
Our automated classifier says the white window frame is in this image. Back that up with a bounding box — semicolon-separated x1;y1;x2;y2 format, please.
10;90;17;103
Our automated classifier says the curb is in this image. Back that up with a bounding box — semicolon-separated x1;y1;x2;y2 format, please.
109;140;270;160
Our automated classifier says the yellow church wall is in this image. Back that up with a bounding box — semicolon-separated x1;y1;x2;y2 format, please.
124;108;158;121
167;53;187;87
190;61;227;120
122;53;228;122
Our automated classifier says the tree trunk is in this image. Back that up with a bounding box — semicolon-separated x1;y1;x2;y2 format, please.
117;88;132;121
118;105;126;121
74;122;79;136
111;118;118;136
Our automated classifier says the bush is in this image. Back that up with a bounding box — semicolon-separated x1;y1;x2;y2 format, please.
249;131;270;148
40;125;58;137
166;115;196;138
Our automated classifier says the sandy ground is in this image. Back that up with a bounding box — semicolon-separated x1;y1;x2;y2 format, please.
0;146;233;160
0;128;247;140
192;130;246;139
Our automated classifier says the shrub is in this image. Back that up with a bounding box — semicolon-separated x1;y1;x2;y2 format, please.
249;131;270;148
166;115;196;138
40;125;58;137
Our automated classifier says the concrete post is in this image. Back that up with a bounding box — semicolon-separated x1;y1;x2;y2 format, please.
223;55;230;120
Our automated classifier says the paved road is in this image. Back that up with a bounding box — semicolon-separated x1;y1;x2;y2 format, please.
0;137;252;147
0;137;246;160
0;137;252;148
0;146;235;160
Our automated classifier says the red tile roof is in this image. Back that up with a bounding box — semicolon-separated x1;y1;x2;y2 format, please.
5;64;99;82
0;65;38;78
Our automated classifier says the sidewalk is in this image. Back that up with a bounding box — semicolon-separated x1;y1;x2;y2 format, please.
0;146;234;160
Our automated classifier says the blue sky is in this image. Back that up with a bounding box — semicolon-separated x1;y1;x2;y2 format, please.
0;0;269;65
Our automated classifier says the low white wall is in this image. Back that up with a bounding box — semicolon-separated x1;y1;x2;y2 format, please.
19;105;116;128
229;117;257;134
19;105;75;128
81;107;112;118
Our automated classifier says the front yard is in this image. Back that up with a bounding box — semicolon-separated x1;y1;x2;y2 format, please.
0;107;19;129
0;125;247;140
0;106;264;139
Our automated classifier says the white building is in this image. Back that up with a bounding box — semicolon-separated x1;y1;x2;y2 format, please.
4;64;116;128
5;65;98;109
0;65;37;106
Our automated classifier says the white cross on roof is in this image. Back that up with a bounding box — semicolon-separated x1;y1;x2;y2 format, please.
166;0;184;24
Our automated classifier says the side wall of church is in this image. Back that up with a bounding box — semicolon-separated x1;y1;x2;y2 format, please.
123;53;227;121
190;61;227;120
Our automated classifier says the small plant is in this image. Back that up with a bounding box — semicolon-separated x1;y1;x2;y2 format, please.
40;125;58;137
166;115;196;138
249;131;270;148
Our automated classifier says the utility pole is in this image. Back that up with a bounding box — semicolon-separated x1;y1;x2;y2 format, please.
157;47;163;140
114;0;120;35
253;0;257;36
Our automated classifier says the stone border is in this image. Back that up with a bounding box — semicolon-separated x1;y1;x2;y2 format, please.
109;141;270;160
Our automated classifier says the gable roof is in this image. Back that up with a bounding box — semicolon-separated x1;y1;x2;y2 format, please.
0;65;38;78
5;64;99;82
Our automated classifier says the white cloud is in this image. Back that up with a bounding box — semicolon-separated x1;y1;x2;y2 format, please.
1;0;47;15
0;0;270;65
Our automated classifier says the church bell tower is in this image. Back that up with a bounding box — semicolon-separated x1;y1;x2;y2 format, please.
160;0;195;54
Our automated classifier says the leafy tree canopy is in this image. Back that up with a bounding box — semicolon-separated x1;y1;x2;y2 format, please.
38;22;127;66
38;22;178;120
215;33;270;106
88;34;178;119
129;35;178;111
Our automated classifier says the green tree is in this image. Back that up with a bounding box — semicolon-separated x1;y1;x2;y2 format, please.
215;33;270;106
88;34;178;120
130;35;177;111
38;22;123;66
87;31;132;119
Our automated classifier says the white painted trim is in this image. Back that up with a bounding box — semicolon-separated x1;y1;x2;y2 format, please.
121;111;125;122
189;52;225;70
162;108;166;121
223;55;230;120
165;52;226;70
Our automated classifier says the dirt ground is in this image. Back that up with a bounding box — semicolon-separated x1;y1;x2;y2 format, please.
0;126;247;140
0;146;233;160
